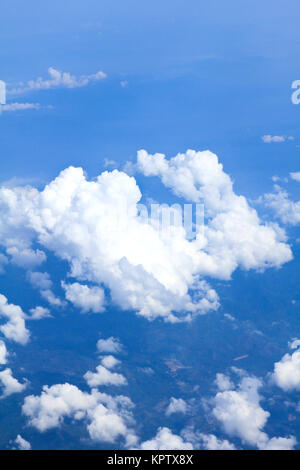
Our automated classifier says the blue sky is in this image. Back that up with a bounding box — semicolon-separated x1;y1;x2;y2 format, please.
1;0;300;192
1;0;300;451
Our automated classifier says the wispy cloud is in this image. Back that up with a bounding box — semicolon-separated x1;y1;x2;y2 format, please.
103;158;117;168
0;80;6;104
262;135;294;143
1;102;40;112
290;172;300;182
9;67;107;95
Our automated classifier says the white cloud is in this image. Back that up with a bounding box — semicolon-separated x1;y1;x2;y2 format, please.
213;375;268;447
0;254;8;274
84;364;127;387
87;401;137;447
139;427;194;450
0;368;27;397
103;158;117;168
136;150;292;277
272;345;300;391
0;151;292;322
140;426;235;450
101;355;120;369
27;271;52;290
165;397;188;416
13;434;31;450
261;185;300;225
212;371;296;449
261;436;297;450
7;247;46;268
21;348;133;446
262;135;287;143
0;167;216;322
0;294;30;345
27;306;51;321
97;337;123;354
2;103;40;112
289;338;300;350
197;433;236;450
62;282;105;313
224;313;235;321
271;175;288;183
28;272;63;307
0;80;6;104
290;172;300;182
40;289;63;306
183;428;293;450
23;383;97;431
0;340;8;364
181;427;235;450
11;67;106;94
22;383;137;446
138;367;154;375
215;373;234;391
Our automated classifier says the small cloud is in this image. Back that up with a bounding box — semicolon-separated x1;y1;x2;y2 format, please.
97;336;123;354
139;427;193;450
288;338;300;350
290;172;300;182
22;381;137;445
10;67;107;95
271;175;288;183
212;370;296;449
260;185;300;225
271;343;300;391
0;368;28;397
0;80;6;104
103;158;117;168
138;366;154;375
100;355;120;369
1;102;40;112
0;294;30;345
62;281;105;314
7;247;46;269
165;397;188;416
262;135;294;143
84;363;127;387
224;313;235;321
27;306;52;321
0;340;8;365
120;80;128;88
28;272;64;308
215;373;234;391
12;435;31;451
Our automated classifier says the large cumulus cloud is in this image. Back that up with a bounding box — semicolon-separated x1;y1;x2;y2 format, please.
0;150;292;321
